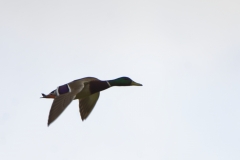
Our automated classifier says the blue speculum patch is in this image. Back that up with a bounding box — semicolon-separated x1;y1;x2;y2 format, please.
58;84;70;95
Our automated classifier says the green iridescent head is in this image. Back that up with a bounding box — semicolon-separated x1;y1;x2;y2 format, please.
108;77;142;86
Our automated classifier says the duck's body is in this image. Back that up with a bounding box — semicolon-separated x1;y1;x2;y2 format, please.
42;77;142;126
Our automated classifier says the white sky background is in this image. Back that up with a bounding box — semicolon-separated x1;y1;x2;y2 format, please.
0;0;240;159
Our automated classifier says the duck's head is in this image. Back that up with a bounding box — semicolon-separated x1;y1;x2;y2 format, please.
109;77;142;86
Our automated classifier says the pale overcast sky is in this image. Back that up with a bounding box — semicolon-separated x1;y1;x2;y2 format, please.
0;0;240;160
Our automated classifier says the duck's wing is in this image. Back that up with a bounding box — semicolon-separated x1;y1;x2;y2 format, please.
79;92;100;121
47;77;100;125
47;81;85;126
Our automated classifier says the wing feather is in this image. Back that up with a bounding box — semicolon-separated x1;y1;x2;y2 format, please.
79;92;100;121
47;93;76;126
47;82;84;126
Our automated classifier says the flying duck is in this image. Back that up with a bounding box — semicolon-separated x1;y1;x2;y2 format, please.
42;77;142;126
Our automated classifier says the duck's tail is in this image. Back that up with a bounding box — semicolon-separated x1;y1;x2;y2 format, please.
41;93;56;99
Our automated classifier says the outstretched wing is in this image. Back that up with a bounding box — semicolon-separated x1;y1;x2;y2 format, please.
48;82;84;126
48;92;76;126
79;92;100;121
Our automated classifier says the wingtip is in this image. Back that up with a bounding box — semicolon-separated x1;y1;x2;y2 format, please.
81;117;87;122
47;117;52;126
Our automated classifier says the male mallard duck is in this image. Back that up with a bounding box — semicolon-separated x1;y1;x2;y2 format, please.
42;77;142;126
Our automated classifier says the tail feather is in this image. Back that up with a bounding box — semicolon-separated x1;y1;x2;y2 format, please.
41;93;56;99
41;93;47;98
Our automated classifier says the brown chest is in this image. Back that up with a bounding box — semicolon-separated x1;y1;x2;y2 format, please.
89;81;110;94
